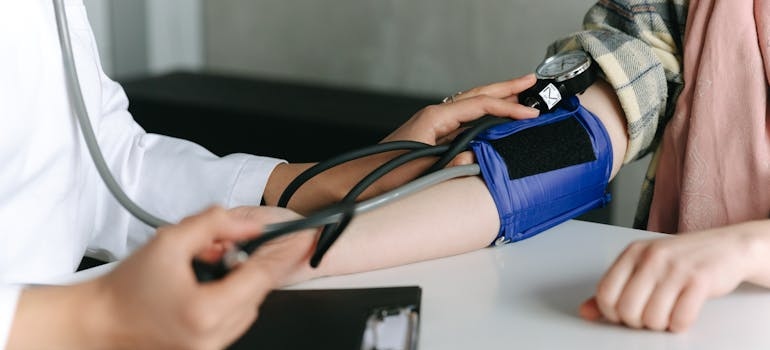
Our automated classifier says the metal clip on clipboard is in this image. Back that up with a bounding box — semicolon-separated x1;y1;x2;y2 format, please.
361;305;420;350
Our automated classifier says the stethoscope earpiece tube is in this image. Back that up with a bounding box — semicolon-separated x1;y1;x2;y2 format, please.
53;0;169;229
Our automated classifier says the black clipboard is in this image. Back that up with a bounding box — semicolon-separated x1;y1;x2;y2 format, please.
228;286;421;350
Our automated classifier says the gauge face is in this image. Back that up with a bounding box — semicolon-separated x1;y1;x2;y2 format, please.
536;51;590;80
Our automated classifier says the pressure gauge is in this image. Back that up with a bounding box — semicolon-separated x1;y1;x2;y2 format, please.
536;50;592;81
519;50;598;113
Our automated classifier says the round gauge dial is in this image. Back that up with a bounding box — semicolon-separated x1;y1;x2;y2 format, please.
535;51;591;82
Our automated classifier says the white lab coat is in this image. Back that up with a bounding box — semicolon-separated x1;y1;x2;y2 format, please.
0;1;284;346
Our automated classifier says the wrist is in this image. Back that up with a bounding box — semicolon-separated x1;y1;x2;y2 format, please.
308;150;404;209
79;278;129;349
7;281;115;350
64;280;120;350
343;149;433;201
742;220;770;286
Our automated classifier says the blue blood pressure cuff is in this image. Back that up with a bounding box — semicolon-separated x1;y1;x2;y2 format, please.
470;96;612;246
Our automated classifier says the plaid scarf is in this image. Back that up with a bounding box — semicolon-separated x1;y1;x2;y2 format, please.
548;0;770;230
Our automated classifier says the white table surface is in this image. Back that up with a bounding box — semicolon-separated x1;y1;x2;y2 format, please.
67;220;770;349
289;220;770;350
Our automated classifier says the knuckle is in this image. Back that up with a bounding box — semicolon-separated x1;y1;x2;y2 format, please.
617;242;643;262
594;283;614;306
669;315;692;333
626;241;648;255
465;86;481;96
153;228;176;246
638;244;669;270
420;104;442;116
615;296;642;328
181;301;217;336
206;205;228;219
667;259;691;278
618;310;642;329
181;205;226;227
686;273;709;291
614;300;631;321
594;284;611;304
668;256;703;282
642;311;667;331
594;288;616;316
476;94;495;103
594;272;620;299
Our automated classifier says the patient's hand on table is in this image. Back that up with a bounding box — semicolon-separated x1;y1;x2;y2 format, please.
579;220;770;332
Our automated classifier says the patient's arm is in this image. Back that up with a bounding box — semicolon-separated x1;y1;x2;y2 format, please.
262;75;541;215
579;79;628;178
291;79;630;279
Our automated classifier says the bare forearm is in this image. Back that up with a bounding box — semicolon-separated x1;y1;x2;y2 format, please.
300;80;630;278
311;175;499;277
263;151;428;215
7;282;111;349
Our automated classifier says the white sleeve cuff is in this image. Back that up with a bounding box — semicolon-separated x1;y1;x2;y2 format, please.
0;285;22;350
227;155;286;208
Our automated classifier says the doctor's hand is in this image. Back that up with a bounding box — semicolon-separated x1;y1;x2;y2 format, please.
99;206;313;349
381;73;539;166
579;220;770;332
10;206;317;350
226;205;321;286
